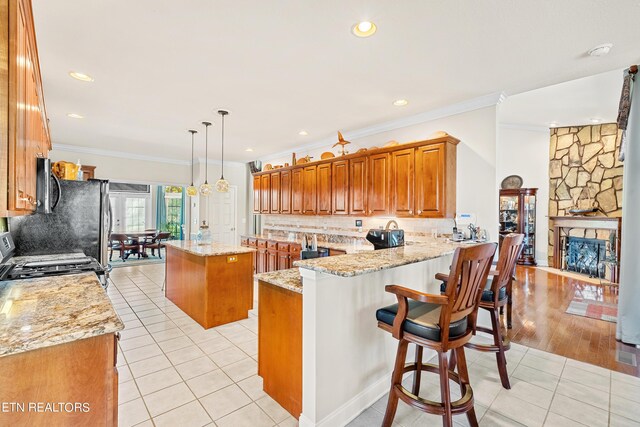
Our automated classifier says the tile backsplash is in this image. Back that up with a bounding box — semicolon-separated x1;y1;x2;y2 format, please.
261;215;455;243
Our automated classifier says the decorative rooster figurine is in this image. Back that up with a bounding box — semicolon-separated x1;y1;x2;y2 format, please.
332;131;351;156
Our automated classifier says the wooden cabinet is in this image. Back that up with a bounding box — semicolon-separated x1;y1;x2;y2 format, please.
291;168;303;215
1;0;51;216
253;175;261;213
267;249;278;272
302;165;316;215
367;153;391;216
250;136;458;219
391;148;415;217
260;174;271;214
332;160;349;215
277;250;290;270
349;157;367;215
280;170;291;214
270;171;280;214
317;163;332;215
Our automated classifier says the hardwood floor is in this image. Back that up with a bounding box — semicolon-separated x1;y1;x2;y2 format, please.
507;266;639;377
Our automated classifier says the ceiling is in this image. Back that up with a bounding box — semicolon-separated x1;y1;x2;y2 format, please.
499;68;624;129
33;0;640;162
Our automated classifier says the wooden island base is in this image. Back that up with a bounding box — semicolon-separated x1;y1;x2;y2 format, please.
165;244;254;329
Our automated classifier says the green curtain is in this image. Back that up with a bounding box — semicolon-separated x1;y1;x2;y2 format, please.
156;186;167;232
179;188;186;240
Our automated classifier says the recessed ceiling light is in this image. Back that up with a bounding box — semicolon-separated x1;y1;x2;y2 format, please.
298;130;309;136
549;122;559;128
587;43;613;57
69;71;94;82
393;99;408;107
245;148;254;152
590;118;601;123
352;21;377;38
67;113;84;119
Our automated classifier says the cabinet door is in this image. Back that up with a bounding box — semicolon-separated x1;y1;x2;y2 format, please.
280;170;291;214
260;174;271;214
267;250;278;272
317;163;331;215
332;160;348;215
253;176;261;213
415;143;445;217
277;251;290;270
291;168;303;215
270;172;280;213
391;148;415;217
302;166;316;215
256;249;267;273
349;157;367;215
367;153;390;216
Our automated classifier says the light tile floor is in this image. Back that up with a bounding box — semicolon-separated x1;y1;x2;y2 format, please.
109;264;640;427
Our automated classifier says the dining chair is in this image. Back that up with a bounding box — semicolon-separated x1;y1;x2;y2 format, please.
376;242;497;427
438;234;524;389
143;232;172;258
110;233;140;261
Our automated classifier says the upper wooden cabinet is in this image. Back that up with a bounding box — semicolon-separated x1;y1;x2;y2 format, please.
253;175;261;213
251;136;458;218
332;160;349;215
269;171;280;214
1;0;51;216
260;174;271;214
302;165;316;215
316;163;331;215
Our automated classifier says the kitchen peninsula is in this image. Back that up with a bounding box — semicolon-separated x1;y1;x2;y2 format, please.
164;241;255;329
255;239;477;426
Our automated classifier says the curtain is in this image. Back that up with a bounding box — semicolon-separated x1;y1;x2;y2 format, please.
180;188;186;240
617;68;640;345
156;186;167;232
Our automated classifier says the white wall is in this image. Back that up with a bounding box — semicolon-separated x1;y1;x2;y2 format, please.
496;125;550;265
261;106;500;242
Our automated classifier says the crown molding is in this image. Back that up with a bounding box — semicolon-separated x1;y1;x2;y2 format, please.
52;143;191;166
499;122;550;133
195;157;246;168
260;91;508;162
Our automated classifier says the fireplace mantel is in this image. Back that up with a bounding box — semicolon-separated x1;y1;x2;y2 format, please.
550;216;622;282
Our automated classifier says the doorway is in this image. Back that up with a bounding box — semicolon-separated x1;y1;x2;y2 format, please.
208;186;237;245
109;192;152;233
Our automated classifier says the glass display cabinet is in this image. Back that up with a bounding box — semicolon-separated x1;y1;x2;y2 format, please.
499;188;537;265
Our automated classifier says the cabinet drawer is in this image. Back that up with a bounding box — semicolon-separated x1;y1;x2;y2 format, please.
240;237;249;246
277;242;290;251
258;239;267;248
248;238;258;247
289;244;302;255
267;240;278;250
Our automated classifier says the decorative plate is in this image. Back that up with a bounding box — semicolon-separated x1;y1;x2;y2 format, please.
501;175;523;189
321;152;335;160
264;164;273;171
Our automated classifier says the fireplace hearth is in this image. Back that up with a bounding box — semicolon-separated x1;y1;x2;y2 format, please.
566;237;606;278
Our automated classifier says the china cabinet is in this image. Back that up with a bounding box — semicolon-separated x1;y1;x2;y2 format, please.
499;188;537;265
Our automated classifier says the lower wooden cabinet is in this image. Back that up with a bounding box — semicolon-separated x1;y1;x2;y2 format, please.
0;333;119;426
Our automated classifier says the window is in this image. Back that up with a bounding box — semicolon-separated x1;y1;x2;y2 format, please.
125;197;147;232
163;187;183;239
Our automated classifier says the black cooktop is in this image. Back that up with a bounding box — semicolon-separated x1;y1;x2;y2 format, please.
1;256;105;281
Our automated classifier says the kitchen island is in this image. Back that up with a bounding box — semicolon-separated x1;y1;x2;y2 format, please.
165;240;255;329
291;239;477;427
0;272;123;426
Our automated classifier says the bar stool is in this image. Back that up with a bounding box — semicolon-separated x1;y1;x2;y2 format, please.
439;234;524;389
376;243;497;427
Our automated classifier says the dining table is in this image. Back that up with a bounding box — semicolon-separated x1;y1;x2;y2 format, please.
125;231;157;258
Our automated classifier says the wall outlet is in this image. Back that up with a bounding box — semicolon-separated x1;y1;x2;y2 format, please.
355;220;362;227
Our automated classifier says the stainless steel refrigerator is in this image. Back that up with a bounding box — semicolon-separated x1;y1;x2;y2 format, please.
8;174;111;269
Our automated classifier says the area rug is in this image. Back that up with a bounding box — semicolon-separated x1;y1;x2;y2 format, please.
566;298;618;323
109;255;165;268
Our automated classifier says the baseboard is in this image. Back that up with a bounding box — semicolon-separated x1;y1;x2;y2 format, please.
298;373;391;427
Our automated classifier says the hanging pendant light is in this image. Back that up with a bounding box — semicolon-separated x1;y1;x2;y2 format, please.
199;121;213;196
216;109;230;193
186;129;198;197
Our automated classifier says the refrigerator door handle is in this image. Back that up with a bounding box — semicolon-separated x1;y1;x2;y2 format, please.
51;172;62;211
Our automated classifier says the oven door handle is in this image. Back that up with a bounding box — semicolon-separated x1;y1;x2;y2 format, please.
51;172;62;211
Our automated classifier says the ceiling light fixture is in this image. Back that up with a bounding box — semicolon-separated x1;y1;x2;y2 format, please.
68;71;94;82
245;148;254;152
587;43;613;57
590;118;601;124
216;110;230;193
352;21;377;38
67;113;84;119
199;121;213;196
298;130;308;136
393;99;408;107
548;122;559;128
186;130;198;197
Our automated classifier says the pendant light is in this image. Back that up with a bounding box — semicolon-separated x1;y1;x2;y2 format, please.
186;129;198;197
215;109;230;193
199;121;213;196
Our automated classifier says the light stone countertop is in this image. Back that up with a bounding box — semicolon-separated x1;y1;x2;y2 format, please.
241;233;374;254
0;272;124;358
166;240;256;257
254;268;302;294
294;239;482;277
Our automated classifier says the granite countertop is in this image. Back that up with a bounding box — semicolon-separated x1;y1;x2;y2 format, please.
8;252;88;265
0;272;124;358
294;239;481;277
254;268;302;294
241;234;374;254
166;240;256;257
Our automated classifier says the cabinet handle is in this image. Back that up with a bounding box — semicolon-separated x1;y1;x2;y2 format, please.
417;210;422;214
409;210;413;214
